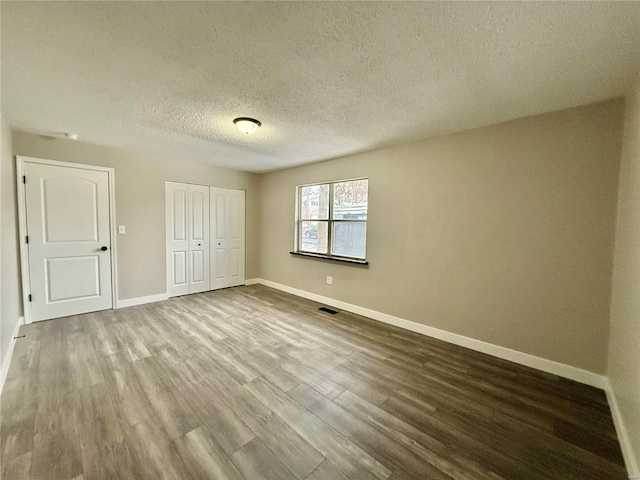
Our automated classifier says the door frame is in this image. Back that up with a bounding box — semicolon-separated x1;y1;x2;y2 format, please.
16;156;118;324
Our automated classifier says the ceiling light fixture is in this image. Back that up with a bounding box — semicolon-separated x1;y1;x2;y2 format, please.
64;133;79;140
233;117;261;135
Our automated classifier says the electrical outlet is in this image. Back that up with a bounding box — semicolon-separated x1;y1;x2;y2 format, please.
118;225;126;234
326;276;333;285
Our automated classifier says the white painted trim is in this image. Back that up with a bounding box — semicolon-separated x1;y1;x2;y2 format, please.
16;156;118;323
0;317;24;395
255;278;606;389
16;158;32;324
116;293;168;309
107;162;119;310
245;278;259;285
605;379;640;478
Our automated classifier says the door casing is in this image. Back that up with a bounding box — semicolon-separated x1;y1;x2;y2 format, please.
17;156;118;324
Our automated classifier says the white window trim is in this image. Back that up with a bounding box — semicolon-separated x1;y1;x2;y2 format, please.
293;177;368;264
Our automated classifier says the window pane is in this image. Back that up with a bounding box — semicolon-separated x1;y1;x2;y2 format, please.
300;221;328;254
300;184;329;220
333;179;368;220
332;222;366;259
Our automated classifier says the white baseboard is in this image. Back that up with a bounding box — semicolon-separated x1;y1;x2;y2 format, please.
245;278;259;286
605;379;640;478
116;293;168;309
0;316;24;395
255;278;606;389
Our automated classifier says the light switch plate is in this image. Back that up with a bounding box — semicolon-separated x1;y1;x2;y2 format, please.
118;225;126;234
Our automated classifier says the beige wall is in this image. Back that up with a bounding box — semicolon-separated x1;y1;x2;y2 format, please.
1;115;22;371
12;132;260;300
608;78;640;473
259;100;624;374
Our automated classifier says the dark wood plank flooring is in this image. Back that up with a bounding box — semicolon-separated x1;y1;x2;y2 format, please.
0;285;627;479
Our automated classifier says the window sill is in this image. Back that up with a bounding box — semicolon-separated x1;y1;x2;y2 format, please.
290;251;369;265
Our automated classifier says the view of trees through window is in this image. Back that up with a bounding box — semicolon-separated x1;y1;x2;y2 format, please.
298;179;368;259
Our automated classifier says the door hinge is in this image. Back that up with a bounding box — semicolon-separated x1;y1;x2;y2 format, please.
28;294;32;302
23;175;26;184
25;235;29;244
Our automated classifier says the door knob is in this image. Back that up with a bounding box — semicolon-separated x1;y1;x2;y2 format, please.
100;246;108;251
197;243;202;246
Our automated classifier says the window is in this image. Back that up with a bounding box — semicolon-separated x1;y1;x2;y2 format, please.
295;178;368;261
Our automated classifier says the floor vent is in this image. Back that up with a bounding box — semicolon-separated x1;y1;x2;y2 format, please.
318;307;339;314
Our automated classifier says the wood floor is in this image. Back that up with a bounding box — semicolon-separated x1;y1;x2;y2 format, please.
1;285;627;480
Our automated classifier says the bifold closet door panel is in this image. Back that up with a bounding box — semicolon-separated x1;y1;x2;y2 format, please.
210;187;228;291
188;184;210;294
168;183;244;296
210;187;246;290
166;182;190;297
227;189;245;288
166;181;211;297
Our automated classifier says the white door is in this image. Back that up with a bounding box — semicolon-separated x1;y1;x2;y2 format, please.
166;182;210;297
210;187;245;290
23;162;113;321
166;182;189;297
188;184;210;294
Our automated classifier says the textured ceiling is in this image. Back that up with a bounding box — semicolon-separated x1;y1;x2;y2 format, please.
2;2;639;172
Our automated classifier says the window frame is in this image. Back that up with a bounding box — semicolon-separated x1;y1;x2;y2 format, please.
294;177;368;263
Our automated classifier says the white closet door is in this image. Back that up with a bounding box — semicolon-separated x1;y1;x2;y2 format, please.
24;161;113;321
166;182;211;297
188;184;210;293
210;188;228;291
210;187;245;290
226;189;245;288
166;182;190;297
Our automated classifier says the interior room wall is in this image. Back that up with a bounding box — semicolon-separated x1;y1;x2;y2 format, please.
1;114;22;378
607;77;640;474
258;99;624;374
12;132;260;301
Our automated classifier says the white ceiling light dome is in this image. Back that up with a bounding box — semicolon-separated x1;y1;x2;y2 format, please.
233;117;261;135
